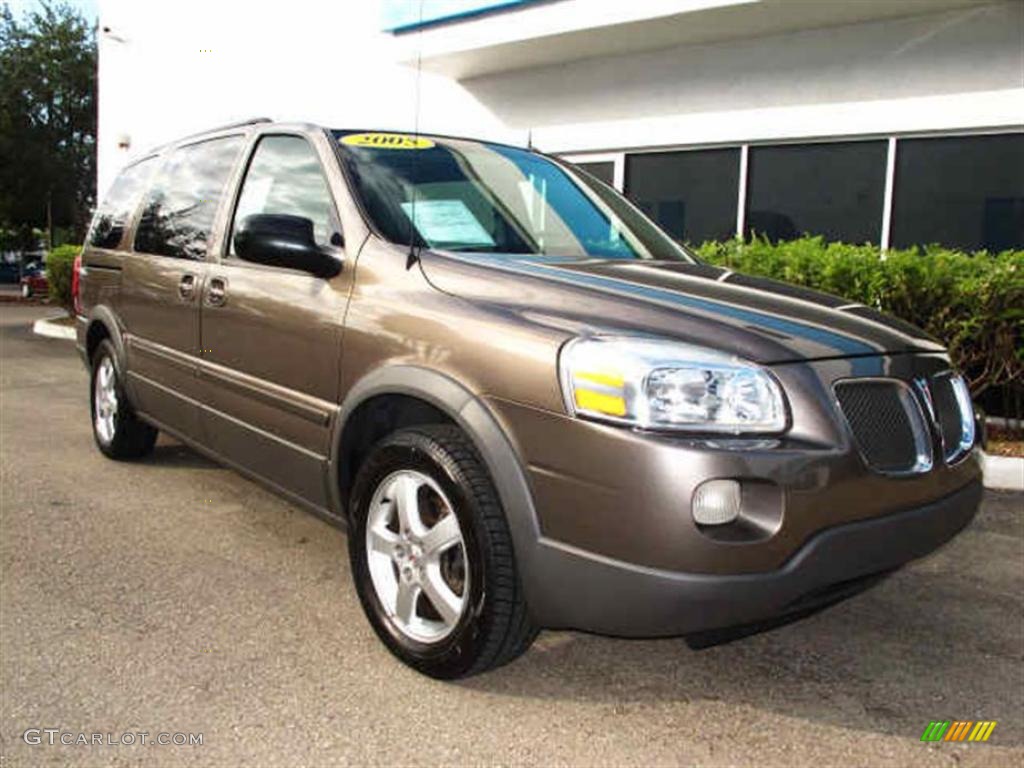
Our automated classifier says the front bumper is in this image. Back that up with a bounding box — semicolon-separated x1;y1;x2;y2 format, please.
527;479;981;637
484;352;984;637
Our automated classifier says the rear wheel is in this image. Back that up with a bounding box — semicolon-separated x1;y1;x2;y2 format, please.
90;339;158;459
349;424;537;678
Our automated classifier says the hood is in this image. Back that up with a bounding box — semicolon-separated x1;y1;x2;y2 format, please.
419;251;945;364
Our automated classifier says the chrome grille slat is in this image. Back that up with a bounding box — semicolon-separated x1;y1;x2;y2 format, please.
928;372;975;463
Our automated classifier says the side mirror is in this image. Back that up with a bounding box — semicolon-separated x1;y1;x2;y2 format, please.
234;214;343;278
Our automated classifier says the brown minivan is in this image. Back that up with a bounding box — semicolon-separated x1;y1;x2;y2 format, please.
76;120;982;678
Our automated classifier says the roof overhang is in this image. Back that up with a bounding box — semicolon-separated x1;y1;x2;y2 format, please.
389;0;996;80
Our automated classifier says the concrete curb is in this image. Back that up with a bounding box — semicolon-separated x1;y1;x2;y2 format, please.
981;452;1024;492
31;316;76;341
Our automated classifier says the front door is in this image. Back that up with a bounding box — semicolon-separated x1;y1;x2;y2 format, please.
120;134;246;439
198;133;352;509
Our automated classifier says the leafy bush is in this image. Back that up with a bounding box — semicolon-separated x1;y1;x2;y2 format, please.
45;244;81;314
695;237;1024;400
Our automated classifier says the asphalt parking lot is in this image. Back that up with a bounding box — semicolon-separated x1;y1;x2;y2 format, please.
1;303;1022;767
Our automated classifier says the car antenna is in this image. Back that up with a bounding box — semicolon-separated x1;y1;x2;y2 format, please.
407;0;426;271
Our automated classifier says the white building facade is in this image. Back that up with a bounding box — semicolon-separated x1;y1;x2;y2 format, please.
98;0;1024;250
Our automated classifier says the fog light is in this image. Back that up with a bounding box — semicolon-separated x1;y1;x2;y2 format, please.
692;480;741;526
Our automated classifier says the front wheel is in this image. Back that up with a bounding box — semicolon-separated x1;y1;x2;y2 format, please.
90;339;158;459
20;282;31;298
349;425;537;679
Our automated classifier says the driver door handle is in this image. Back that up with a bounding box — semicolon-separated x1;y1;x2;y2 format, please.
178;273;196;301
206;276;227;307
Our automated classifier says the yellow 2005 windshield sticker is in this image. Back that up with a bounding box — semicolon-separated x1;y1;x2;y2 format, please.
341;133;435;150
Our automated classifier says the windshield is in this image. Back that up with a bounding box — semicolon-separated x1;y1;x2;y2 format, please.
334;131;694;262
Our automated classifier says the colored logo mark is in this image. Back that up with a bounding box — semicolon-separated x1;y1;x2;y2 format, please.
921;721;997;742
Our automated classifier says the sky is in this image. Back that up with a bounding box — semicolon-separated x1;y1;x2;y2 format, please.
4;0;98;21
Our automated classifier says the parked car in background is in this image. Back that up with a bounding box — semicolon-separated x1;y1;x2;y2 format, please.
19;262;48;298
75;120;983;679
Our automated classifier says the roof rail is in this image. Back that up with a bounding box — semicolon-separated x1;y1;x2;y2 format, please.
140;117;276;157
171;117;272;145
205;117;272;133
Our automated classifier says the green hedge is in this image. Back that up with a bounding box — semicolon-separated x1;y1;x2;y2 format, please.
696;237;1024;399
45;244;81;314
32;237;1024;406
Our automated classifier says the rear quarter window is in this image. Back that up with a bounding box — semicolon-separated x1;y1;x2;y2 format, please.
133;135;244;260
88;157;158;250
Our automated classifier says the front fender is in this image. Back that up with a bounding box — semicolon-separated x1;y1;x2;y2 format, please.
328;365;548;612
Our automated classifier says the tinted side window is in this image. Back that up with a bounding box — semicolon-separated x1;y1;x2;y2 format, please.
134;136;244;260
88;157;157;249
230;135;337;254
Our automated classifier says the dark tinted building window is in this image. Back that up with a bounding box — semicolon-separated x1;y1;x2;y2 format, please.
134;136;244;260
88;157;157;249
892;133;1024;251
231;135;338;255
625;149;739;244
576;161;614;186
745;141;887;244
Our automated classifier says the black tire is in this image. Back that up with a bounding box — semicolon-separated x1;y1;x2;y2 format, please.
90;338;158;460
349;424;538;679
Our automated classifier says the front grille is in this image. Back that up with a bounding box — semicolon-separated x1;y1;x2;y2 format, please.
928;373;973;462
835;380;931;474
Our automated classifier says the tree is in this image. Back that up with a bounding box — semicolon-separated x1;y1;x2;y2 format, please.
0;2;96;249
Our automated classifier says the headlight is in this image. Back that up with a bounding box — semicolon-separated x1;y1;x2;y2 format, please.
559;336;787;433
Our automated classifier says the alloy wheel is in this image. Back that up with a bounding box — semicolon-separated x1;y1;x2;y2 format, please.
365;469;469;643
93;356;118;445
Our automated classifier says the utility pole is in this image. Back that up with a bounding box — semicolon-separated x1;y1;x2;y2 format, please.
46;190;53;251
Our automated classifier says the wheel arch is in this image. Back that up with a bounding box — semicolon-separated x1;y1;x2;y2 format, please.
334;391;456;513
84;306;126;367
329;366;544;604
